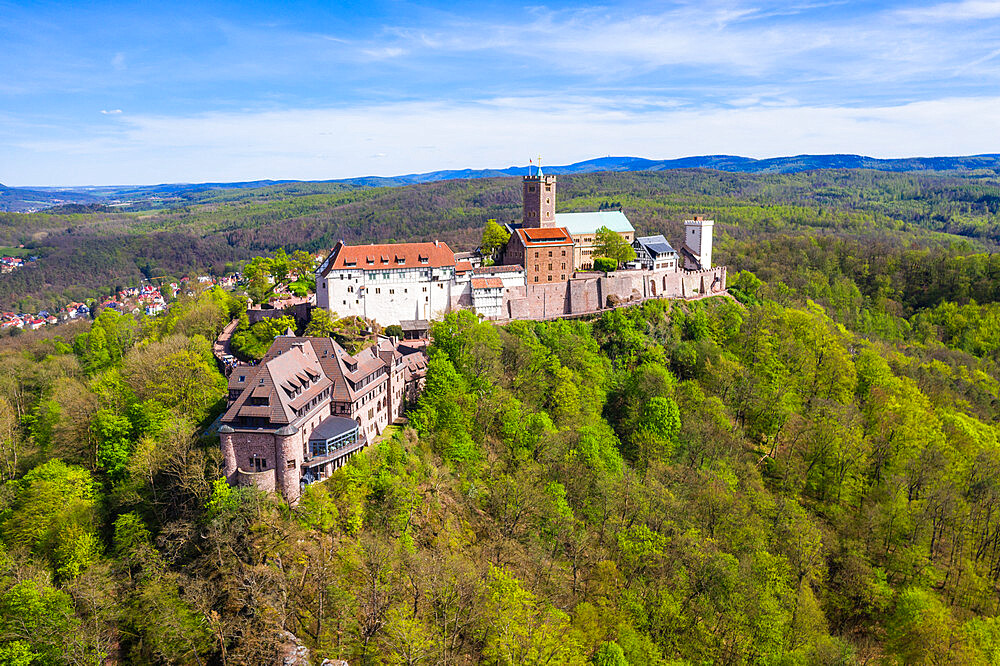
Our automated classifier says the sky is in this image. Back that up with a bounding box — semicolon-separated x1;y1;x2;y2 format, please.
2;0;1000;185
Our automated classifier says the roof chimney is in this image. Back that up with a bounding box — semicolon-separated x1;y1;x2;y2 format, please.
434;240;439;247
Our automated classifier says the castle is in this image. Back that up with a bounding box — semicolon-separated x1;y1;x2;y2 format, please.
224;168;727;503
316;169;726;325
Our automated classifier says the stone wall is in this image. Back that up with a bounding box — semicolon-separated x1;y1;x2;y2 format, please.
248;302;312;326
235;467;276;493
503;265;726;320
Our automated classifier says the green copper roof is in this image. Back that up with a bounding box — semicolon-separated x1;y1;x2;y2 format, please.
554;211;634;235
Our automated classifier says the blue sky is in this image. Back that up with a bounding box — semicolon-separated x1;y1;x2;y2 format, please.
2;0;1000;185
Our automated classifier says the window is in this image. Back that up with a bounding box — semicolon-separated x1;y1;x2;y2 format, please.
562;250;566;256
375;288;380;294
390;289;395;294
287;459;295;470
422;286;427;292
561;263;566;269
534;264;539;271
545;185;551;191
547;275;553;282
534;276;539;282
548;263;552;270
259;378;265;385
238;375;245;382
561;274;566;280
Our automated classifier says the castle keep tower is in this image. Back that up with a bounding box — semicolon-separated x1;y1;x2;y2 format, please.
522;167;557;228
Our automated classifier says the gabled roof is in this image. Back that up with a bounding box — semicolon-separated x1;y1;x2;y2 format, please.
555;211;635;235
514;227;574;247
222;342;331;426
320;240;455;275
264;336;387;404
471;277;504;289
635;234;677;256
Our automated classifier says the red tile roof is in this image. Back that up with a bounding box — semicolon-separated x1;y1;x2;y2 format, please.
473;264;524;275
455;260;473;273
515;227;573;247
471;277;504;289
321;240;454;275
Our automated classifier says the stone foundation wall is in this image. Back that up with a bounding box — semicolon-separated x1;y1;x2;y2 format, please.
502;266;726;320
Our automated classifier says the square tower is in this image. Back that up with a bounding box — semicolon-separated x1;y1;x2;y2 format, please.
683;216;714;270
522;173;557;228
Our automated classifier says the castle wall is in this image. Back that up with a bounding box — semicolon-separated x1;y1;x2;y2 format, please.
501;265;726;321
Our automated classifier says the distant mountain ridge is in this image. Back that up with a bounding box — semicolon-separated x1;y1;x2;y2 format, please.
394;154;1000;182
3;153;1000;212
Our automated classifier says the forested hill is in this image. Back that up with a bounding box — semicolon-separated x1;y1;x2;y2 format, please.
4;257;1000;661
4;168;1000;312
7;152;1000;213
5;162;1000;661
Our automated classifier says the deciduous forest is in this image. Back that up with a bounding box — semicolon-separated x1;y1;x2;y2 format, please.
3;168;1000;663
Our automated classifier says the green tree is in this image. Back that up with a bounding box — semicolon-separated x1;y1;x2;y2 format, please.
593;226;636;268
481;218;511;257
0;578;84;664
593;257;617;273
305;308;338;337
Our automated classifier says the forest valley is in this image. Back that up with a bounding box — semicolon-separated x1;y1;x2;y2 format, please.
4;169;1000;663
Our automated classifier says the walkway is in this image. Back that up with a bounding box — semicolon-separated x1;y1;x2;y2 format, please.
213;318;245;376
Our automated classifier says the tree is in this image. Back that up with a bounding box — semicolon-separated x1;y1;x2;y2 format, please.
0;397;18;480
481;219;510;257
92;409;133;481
593;257;617;273
593;226;636;268
305;308;338;337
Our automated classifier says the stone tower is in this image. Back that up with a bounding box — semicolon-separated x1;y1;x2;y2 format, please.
522;167;557;228
684;216;714;269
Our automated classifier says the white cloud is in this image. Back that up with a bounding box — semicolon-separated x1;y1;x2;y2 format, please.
111;52;126;70
7;95;1000;185
100;109;122;115
898;0;1000;21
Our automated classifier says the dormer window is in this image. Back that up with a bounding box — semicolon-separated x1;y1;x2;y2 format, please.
345;260;356;267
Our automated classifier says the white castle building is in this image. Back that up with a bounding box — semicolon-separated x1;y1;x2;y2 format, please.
316;240;459;326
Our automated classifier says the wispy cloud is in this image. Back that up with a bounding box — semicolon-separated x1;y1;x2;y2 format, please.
898;0;1000;21
100;109;122;115
9;95;1000;185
